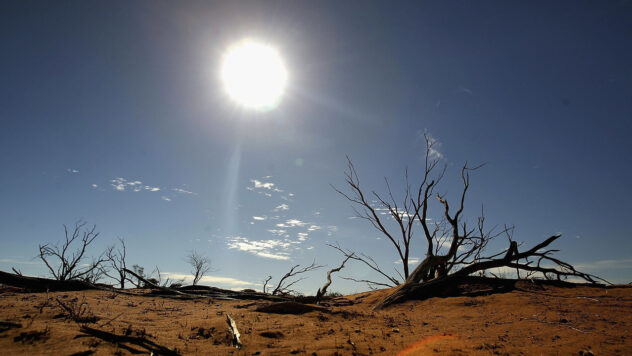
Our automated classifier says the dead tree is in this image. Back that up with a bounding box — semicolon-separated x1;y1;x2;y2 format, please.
103;237;128;288
82;258;107;284
271;261;322;296
315;255;352;303
335;134;606;309
262;276;272;294
186;250;211;286
332;136;444;282
38;221;106;281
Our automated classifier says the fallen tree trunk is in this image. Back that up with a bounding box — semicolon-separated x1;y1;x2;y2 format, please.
0;270;290;302
0;270;99;292
374;235;608;309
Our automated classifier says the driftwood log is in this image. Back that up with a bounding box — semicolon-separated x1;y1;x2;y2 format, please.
225;314;242;349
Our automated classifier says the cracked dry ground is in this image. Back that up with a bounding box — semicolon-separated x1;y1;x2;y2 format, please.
0;282;630;355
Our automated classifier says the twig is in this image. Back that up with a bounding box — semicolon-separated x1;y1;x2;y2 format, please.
519;314;589;334
99;312;124;327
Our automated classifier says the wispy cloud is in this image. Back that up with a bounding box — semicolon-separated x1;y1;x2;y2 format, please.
110;177;160;192
226;236;291;260
421;131;443;160
286;219;307;227
247;177;292;199
267;229;288;237
172;188;196;195
161;272;255;287
250;179;275;190
66;168;79;174
394;257;421;265
274;204;289;212
252;216;267;221
91;184;98;189
0;258;42;265
276;219;308;228
457;85;473;95
161;196;172;202
576;258;632;271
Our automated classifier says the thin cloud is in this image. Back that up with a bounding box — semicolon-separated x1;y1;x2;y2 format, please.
0;258;42;265
457;85;473;95
250;179;275;190
267;229;287;237
252;216;267;221
576;258;632;270
394;257;421;265
161;272;255;287
285;219;307;227
274;204;289;212
161;196;172;202
110;177;161;192
66;168;79;174
173;188;196;195
226;236;291;260
423;131;443;160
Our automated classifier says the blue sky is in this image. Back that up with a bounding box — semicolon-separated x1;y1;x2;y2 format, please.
1;1;631;293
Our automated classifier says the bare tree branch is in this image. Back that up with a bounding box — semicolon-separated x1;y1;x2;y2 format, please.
103;237;127;288
37;221;106;281
262;276;272;294
316;255;352;303
327;243;400;287
272;261;322;296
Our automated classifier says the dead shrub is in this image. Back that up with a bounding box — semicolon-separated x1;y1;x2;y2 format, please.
55;296;99;323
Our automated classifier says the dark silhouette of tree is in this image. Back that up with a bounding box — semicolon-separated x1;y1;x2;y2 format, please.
272;261;322;296
38;221;106;281
186;250;211;286
334;134;606;308
103;237;128;288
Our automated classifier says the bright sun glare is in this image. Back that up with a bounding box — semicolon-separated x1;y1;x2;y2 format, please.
221;39;287;111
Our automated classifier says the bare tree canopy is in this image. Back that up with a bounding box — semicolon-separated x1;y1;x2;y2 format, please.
334;134;606;308
272;261;323;296
186;250;211;286
332;135;445;284
103;237;127;288
38;220;106;281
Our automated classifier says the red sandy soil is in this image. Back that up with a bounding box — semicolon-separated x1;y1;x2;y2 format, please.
0;282;630;355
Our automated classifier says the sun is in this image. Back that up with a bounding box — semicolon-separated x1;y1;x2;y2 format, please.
220;39;288;111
